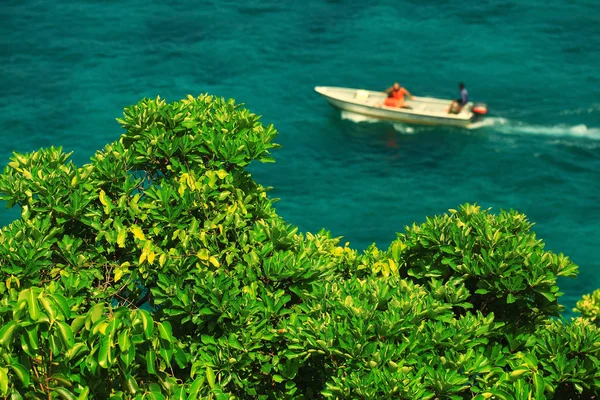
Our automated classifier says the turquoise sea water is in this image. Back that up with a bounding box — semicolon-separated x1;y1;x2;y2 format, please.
1;0;599;312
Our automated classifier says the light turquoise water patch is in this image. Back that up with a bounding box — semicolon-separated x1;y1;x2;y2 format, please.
1;0;599;313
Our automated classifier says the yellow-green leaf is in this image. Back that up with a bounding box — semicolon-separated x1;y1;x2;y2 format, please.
71;316;86;335
77;387;90;400
147;251;156;265
117;228;127;248
99;190;108;206
89;304;104;324
0;367;8;395
206;366;216;389
206;171;217;189
130;225;145;241
114;268;124;283
39;296;56;323
197;249;209;261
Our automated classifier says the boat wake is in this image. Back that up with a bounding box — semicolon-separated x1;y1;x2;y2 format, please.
559;104;600;117
340;110;600;140
481;117;600;140
340;110;379;123
392;124;415;134
340;111;418;134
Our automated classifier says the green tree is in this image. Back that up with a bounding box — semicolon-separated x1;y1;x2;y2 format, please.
0;94;598;399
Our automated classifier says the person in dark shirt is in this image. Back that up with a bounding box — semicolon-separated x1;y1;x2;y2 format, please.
448;82;469;114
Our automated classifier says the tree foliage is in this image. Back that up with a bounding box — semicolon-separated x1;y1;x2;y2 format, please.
0;94;598;399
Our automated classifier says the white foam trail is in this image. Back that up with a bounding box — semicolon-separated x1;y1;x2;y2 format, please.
340;110;378;123
559;104;600;116
392;123;415;134
466;118;504;130
483;117;600;140
339;110;600;141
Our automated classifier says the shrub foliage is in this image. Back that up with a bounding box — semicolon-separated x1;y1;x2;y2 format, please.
0;94;598;399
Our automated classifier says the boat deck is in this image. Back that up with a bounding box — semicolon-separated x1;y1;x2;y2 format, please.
320;87;473;119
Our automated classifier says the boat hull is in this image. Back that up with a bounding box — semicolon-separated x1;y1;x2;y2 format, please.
315;86;482;128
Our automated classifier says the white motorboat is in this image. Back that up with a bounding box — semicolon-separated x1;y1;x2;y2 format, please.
314;86;487;128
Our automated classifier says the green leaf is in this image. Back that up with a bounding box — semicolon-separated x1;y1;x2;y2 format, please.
187;377;204;400
391;241;401;260
206;366;216;389
481;390;514;400
147;350;156;374
138;309;154;338
53;294;71;318
521;353;538;369
9;364;30;387
173;388;186;400
53;387;76;400
98;336;111;369
506;293;516;304
49;332;62;356
201;335;216;345
149;383;161;393
174;347;187;368
88;303;104;324
120;343;135;368
535;290;556;302
0;322;18;348
118;329;130;352
25;325;39;351
56;321;75;349
440;245;454;254
158;321;173;341
39;296;57;322
77;387;90;400
125;375;139;394
11;389;24;400
0;367;7;395
27;289;40;320
71;316;86;334
534;373;545;399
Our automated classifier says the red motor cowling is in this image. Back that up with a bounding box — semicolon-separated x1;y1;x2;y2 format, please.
472;103;488;115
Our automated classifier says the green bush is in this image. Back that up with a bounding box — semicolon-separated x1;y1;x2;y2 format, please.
0;94;598;399
574;288;600;324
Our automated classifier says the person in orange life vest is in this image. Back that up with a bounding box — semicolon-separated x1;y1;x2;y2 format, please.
384;91;402;107
384;82;413;108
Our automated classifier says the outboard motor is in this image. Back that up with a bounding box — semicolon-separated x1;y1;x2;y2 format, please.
472;103;488;116
471;103;488;121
